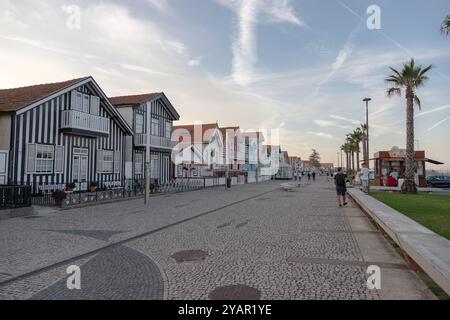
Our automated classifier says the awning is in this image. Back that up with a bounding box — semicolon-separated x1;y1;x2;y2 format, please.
425;158;444;165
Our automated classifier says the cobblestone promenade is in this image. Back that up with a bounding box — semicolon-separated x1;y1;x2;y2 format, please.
0;178;436;300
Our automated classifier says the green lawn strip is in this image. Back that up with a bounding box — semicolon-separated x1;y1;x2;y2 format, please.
370;192;450;240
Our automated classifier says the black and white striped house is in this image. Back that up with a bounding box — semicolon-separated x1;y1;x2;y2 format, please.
109;93;180;184
0;77;133;194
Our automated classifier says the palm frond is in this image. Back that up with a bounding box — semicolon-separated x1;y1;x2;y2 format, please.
414;95;422;110
386;87;401;97
441;15;450;36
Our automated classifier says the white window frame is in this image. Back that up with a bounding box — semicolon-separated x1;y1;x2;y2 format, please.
165;121;172;138
151;117;160;136
82;94;90;113
90;96;100;116
0;150;8;185
150;154;159;179
71;91;83;112
26;144;55;174
134;153;143;174
102;150;114;173
135;113;144;134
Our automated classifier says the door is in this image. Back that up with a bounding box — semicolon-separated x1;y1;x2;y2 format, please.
0;150;8;185
72;155;88;183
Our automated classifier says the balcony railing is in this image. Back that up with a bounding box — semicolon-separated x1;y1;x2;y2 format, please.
61;110;110;135
134;134;175;150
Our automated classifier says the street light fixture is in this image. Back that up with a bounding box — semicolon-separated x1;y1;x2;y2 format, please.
363;98;371;169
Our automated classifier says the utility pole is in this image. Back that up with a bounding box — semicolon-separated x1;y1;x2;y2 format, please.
145;101;151;205
363;98;372;168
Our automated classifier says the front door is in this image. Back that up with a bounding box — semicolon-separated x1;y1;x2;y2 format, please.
0;150;8;185
72;148;89;184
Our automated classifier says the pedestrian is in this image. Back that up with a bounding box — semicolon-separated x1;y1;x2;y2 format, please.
359;162;370;194
307;172;311;181
312;171;316;181
334;167;348;207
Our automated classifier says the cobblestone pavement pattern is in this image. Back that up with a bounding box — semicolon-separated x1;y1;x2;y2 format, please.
0;178;436;300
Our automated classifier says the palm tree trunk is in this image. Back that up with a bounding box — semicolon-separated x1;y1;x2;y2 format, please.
346;152;349;174
356;151;360;171
403;86;417;194
352;151;355;173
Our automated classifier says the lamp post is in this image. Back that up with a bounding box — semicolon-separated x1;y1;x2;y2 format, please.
363;98;371;169
145;101;151;205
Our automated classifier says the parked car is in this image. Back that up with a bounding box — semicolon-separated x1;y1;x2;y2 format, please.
426;176;450;188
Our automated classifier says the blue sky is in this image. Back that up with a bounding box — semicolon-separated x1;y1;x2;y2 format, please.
1;0;449;170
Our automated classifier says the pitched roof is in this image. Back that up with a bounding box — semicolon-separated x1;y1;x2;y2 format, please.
173;123;219;143
0;77;89;112
108;93;161;107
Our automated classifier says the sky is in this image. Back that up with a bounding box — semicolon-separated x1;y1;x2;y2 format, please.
1;0;449;171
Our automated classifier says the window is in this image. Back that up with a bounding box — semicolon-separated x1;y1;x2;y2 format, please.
135;113;144;134
135;153;143;174
151;117;160;136
103;151;114;173
150;154;159;179
26;144;54;174
91;96;100;116
82;94;90;113
71;91;83;112
165;121;172;138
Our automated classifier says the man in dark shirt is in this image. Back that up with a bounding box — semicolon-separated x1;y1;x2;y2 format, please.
334;168;348;207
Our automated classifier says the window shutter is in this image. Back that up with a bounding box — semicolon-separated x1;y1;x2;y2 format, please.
26;144;36;173
71;91;77;109
55;146;65;173
97;150;104;174
91;96;100;115
114;151;121;174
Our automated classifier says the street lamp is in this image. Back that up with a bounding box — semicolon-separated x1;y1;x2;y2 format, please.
363;98;371;169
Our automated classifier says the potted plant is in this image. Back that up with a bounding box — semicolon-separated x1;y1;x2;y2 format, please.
52;190;67;207
89;181;98;193
66;182;77;193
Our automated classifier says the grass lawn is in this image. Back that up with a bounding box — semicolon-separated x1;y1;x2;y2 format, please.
370;192;450;240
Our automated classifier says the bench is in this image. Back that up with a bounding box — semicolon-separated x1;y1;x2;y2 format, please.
348;189;450;295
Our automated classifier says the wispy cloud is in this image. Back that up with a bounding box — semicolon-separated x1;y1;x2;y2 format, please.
307;131;336;140
329;114;361;125
416;104;450;118
217;0;304;85
427;117;450;132
146;0;170;12
314;119;352;129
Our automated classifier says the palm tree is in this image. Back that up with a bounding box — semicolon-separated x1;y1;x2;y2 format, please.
341;143;352;174
385;58;432;194
351;128;364;171
441;15;450;36
347;135;357;173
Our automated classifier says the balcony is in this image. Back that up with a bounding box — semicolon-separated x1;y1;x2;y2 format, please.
134;134;175;150
61;110;110;135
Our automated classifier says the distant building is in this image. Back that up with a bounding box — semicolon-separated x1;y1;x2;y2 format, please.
172;123;223;178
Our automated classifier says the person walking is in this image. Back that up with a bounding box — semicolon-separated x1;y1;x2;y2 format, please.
312;171;316;182
307;172;311;182
334;168;348;207
359;163;370;194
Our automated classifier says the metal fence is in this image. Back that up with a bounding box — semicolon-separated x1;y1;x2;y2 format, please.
31;178;205;208
29;175;272;208
0;185;32;210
